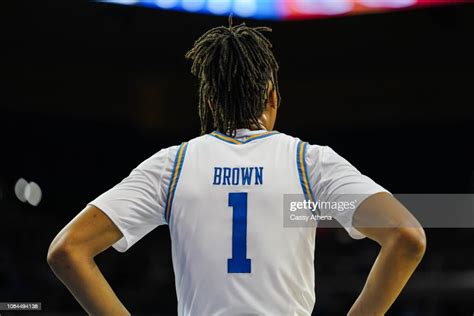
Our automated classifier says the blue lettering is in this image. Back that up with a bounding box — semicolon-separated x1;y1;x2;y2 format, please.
212;166;263;186
213;167;222;185
255;167;263;185
231;168;240;185
241;167;253;185
223;167;231;185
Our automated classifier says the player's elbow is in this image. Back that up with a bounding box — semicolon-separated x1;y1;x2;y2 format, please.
47;241;69;269
47;237;81;271
392;227;426;260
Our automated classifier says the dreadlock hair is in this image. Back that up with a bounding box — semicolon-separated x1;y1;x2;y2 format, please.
185;17;280;136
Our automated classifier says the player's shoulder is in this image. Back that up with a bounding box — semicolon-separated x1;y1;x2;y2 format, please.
277;132;326;150
142;134;207;162
135;144;182;172
142;134;209;164
187;133;215;145
275;132;337;165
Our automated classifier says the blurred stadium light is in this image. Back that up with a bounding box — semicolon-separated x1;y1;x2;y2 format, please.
14;178;28;202
24;181;42;206
14;178;42;206
97;0;469;20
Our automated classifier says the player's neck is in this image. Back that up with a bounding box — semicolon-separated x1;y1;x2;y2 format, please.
248;119;269;131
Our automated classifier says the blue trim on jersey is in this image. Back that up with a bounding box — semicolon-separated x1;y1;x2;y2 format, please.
302;142;315;202
164;142;188;223
241;132;280;143
209;132;242;144
296;141;315;202
210;130;279;145
164;147;180;223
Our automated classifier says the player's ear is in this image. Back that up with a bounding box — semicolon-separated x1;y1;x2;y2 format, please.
266;87;277;111
266;81;278;110
269;88;277;110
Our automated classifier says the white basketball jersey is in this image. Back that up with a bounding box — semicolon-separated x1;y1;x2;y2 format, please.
90;128;388;316
168;131;316;315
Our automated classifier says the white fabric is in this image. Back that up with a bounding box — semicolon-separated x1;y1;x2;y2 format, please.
89;145;179;252
306;145;389;239
89;129;388;315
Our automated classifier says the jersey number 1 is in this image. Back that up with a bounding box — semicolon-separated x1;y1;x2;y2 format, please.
228;192;251;273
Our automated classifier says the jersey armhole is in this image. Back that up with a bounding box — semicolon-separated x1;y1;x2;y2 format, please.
163;142;189;224
296;141;315;202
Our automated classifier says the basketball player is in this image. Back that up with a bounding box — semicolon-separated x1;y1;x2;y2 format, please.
47;22;426;315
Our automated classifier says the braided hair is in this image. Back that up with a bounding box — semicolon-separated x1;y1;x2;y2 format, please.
185;17;280;136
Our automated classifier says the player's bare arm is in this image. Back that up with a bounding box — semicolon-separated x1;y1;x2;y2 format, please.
348;192;426;316
47;205;129;316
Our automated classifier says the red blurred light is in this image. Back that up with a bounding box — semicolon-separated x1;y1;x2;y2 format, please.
281;0;469;20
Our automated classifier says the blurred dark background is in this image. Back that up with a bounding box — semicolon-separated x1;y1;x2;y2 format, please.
1;0;474;315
